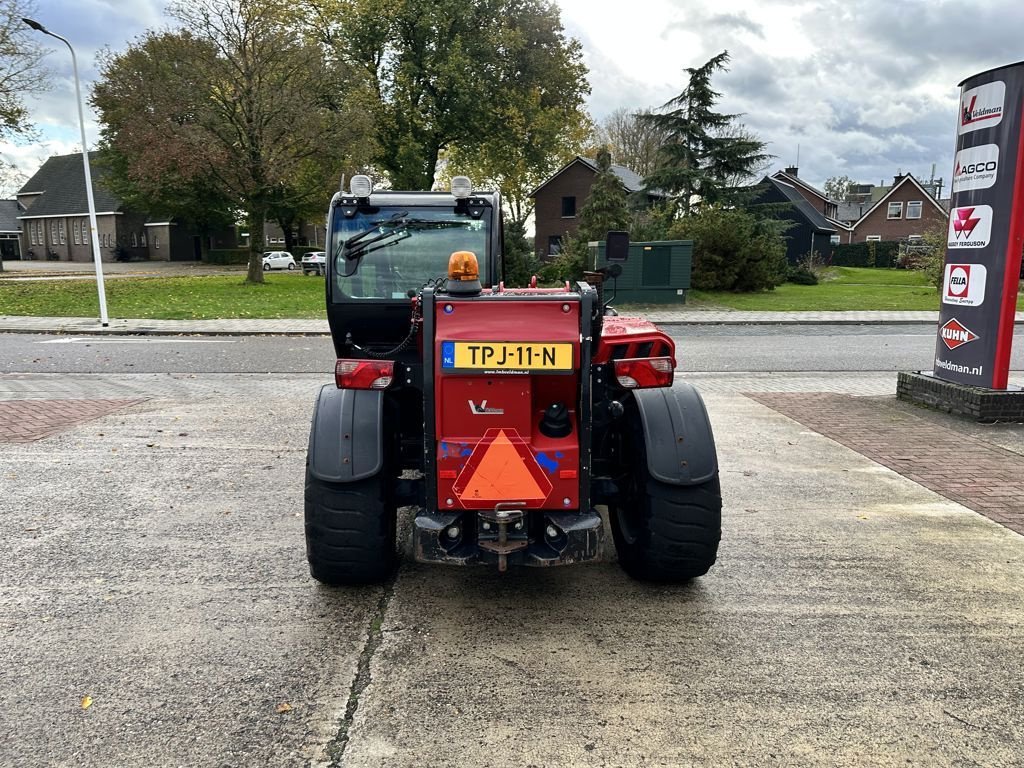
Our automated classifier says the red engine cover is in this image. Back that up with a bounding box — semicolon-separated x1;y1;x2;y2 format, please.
434;297;580;511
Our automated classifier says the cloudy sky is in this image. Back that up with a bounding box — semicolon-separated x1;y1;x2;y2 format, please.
6;0;1024;197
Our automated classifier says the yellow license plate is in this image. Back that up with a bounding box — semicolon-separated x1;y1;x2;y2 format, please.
443;341;574;373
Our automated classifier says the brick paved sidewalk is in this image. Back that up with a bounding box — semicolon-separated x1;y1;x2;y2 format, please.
0;399;145;442
753;393;1024;535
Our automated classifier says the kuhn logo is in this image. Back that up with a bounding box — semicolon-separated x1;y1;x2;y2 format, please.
939;318;979;350
943;263;987;307
468;400;504;415
959;81;1004;134
947;205;993;248
952;145;999;192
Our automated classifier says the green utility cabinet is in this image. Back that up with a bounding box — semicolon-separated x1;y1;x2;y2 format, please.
588;239;693;304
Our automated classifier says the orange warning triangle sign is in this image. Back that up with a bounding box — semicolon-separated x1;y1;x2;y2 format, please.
454;429;551;502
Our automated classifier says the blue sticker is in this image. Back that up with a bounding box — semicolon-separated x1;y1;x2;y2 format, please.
441;341;455;368
555;451;565;459
535;451;558;475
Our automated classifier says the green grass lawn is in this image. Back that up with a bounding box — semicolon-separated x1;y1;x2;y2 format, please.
2;267;1022;318
688;267;945;311
0;274;328;319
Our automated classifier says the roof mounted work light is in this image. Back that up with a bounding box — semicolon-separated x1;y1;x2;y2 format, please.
451;176;472;200
350;175;372;199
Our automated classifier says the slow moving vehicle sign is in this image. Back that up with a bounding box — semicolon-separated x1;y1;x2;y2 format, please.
934;61;1024;390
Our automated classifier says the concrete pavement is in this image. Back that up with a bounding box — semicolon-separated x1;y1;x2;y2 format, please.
2;371;1024;766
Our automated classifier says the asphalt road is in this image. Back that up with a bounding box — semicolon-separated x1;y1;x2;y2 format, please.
5;324;1024;373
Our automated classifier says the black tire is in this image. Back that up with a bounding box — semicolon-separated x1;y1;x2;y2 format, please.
287;262;295;270
610;419;721;582
262;262;269;271
304;469;397;585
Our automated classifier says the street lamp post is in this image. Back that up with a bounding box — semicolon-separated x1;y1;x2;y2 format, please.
23;17;109;327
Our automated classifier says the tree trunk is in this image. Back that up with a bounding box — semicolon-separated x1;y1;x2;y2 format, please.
245;209;266;284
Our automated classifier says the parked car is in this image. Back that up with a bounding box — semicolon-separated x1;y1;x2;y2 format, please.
262;251;296;271
302;251;327;275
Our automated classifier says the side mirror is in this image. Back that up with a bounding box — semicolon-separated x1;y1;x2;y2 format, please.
605;231;629;262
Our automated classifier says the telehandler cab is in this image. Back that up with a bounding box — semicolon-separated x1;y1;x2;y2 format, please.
305;175;721;583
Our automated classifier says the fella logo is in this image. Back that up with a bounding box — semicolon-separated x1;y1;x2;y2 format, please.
952;144;999;193
942;263;987;307
940;318;979;350
959;80;1005;134
946;205;993;248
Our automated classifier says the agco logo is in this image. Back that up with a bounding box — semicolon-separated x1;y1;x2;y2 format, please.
955;161;997;176
952;145;999;192
939;318;979;350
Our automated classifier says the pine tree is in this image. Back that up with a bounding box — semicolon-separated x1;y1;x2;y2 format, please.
576;148;629;241
641;51;771;216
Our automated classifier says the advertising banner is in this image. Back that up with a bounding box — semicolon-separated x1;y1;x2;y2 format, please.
934;62;1024;389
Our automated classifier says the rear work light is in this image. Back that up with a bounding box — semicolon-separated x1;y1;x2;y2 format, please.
613;357;674;389
335;359;394;390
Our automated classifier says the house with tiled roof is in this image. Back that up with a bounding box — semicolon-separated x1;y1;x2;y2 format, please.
530;156;663;259
770;167;839;221
15;152;213;262
750;175;837;264
841;173;948;244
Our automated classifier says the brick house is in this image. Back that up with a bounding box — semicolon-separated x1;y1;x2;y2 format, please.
771;167;839;220
844;174;947;244
16;152;222;262
531;156;658;260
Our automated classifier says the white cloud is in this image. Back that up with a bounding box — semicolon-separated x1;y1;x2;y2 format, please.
8;0;1022;198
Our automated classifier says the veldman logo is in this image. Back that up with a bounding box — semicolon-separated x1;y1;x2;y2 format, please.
959;80;1005;134
939;318;979;350
952;144;999;193
946;205;993;248
942;263;987;307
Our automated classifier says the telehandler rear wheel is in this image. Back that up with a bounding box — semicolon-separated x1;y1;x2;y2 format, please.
610;421;721;582
305;469;396;585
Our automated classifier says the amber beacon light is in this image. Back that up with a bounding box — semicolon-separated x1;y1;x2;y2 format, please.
448;250;479;281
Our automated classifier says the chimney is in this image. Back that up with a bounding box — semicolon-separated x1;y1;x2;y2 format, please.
784;166;799;177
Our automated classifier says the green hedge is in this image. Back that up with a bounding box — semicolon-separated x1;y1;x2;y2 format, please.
831;241;901;268
205;249;250;264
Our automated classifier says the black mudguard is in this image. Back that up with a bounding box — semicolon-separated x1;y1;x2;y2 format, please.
633;384;718;485
307;385;383;483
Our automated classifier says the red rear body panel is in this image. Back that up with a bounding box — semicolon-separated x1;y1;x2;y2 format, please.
434;298;580;510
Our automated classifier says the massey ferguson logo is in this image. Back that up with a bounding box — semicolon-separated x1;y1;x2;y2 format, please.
947;205;992;248
943;263;987;307
468;400;504;415
952;145;999;192
959;81;1005;134
940;318;979;350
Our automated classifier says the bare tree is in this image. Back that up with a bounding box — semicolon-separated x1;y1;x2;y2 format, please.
0;0;48;139
593;107;669;179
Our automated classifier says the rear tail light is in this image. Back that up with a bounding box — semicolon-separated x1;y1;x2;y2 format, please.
335;359;394;389
613;357;674;389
